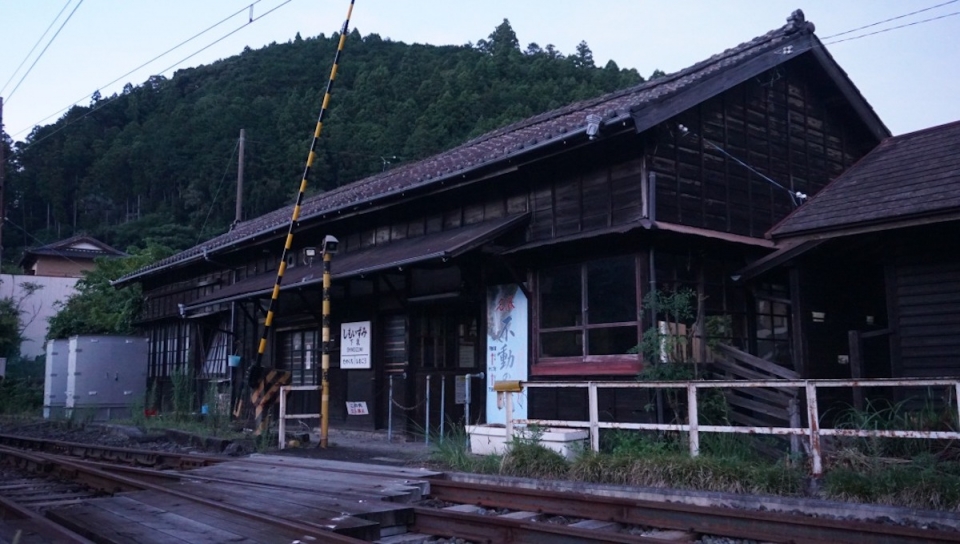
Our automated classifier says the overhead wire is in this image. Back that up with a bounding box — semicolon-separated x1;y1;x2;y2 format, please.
195;138;242;246
5;0;84;103
0;0;73;96
3;0;294;159
823;10;960;45
10;0;269;137
677;124;804;207
820;0;958;39
2;217;89;270
150;0;293;85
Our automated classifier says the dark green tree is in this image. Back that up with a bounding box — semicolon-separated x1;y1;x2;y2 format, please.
5;22;646;270
476;19;520;56
572;41;595;69
46;245;175;339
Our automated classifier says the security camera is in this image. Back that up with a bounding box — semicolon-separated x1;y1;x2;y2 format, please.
322;235;339;255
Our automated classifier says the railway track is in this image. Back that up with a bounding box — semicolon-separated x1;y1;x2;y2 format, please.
419;479;960;544
0;432;958;543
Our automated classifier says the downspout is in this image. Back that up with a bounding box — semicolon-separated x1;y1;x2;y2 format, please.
647;168;664;425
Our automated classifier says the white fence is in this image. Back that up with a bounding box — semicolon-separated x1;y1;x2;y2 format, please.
277;385;321;450
505;378;960;475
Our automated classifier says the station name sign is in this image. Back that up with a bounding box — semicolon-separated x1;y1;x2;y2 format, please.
340;321;371;370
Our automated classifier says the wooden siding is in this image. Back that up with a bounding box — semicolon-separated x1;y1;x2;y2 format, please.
141;270;235;322
651;66;866;238
31;256;97;278
894;261;960;378
526;155;645;243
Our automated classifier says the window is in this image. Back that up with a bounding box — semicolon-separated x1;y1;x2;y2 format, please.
754;285;791;367
280;329;318;386
537;256;641;369
149;321;192;378
412;307;478;370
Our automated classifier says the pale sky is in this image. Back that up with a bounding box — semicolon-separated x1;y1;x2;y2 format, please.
1;1;958;142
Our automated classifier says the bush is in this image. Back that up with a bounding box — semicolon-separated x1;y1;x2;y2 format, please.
823;454;960;509
0;357;43;415
499;430;570;479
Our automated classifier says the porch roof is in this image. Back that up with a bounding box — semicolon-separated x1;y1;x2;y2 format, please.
182;213;528;313
769;119;960;240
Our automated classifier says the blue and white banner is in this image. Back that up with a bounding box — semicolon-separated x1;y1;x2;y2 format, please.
485;285;528;424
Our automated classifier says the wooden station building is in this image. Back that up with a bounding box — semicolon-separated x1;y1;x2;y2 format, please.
740;119;960;410
116;11;893;433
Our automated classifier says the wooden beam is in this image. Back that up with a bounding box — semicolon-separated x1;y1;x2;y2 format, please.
848;330;864;410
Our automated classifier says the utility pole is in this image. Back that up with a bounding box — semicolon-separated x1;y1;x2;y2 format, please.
0;96;5;268
235;128;245;226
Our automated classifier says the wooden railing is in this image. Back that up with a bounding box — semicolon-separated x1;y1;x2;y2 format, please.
710;344;800;452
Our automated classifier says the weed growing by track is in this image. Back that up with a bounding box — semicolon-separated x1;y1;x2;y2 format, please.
820;398;960;510
430;423;960;509
0;357;43;415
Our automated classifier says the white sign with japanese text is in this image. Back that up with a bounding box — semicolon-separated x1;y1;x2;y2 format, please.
340;321;371;369
346;401;369;415
485;285;528;425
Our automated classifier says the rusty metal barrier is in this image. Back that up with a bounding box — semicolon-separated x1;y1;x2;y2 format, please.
504;378;960;475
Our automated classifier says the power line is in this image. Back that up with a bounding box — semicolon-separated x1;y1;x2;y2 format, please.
824;10;960;45
151;0;293;84
196;138;241;245
5;0;84;103
821;0;958;39
677;124;805;207
0;0;73;96
10;0;268;138
2;217;88;270
4;0;294;159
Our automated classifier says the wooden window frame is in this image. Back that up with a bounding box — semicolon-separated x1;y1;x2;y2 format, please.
533;254;644;376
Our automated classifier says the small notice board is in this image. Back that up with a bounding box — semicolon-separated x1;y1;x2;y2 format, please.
340;321;371;369
346;401;369;415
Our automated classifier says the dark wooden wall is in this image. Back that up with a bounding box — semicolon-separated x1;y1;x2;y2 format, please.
650;64;872;238
892;259;960;379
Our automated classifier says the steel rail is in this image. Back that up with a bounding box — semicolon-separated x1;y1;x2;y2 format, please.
0;445;367;543
0;494;96;544
0;433;222;469
427;480;960;544
412;506;668;543
0;467;96;544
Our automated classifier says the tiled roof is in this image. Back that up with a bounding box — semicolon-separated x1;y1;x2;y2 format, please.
20;234;126;266
182;214;528;313
119;10;831;284
770;120;960;238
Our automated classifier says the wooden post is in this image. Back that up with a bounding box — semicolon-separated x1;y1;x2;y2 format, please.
848;330;864;410
588;382;599;452
0;96;5;266
235;128;245;225
687;383;699;457
805;382;822;476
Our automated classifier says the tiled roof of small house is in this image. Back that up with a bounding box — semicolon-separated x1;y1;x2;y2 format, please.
769;120;960;239
118;10;881;284
19;234;126;267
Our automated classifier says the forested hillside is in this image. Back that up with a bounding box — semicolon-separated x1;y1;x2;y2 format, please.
0;20;651;266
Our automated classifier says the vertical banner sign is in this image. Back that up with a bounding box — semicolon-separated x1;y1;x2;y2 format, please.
485;285;528;425
340;321;371;369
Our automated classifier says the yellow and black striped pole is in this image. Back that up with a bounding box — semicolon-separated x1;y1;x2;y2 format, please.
320;245;334;447
249;0;355;436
